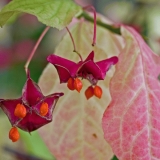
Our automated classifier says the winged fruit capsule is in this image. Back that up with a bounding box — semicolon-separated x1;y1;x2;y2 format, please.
47;51;118;99
0;71;64;142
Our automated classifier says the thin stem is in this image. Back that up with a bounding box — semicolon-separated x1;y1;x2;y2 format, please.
24;26;50;74
83;5;97;46
66;27;76;52
78;12;121;35
66;27;83;61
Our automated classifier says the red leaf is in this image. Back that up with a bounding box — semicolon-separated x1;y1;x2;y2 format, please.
102;26;160;159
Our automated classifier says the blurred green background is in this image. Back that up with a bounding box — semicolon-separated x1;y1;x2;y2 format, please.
0;0;160;159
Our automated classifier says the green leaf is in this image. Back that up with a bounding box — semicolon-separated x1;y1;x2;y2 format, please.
19;130;55;159
111;155;119;160
0;0;82;29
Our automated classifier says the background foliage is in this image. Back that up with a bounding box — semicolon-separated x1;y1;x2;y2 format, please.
0;0;160;159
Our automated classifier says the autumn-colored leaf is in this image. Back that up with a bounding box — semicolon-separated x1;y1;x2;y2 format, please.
38;19;123;160
102;26;160;160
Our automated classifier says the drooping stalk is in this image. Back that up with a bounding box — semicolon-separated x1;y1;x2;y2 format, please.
83;5;97;46
66;27;76;52
24;26;50;74
78;12;121;35
66;27;83;61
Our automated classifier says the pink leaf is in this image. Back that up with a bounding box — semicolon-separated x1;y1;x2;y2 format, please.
102;26;160;160
38;19;123;160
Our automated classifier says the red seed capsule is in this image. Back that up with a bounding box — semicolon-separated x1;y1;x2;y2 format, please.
94;85;102;99
9;127;20;142
40;102;49;116
85;86;94;100
67;78;75;90
74;78;83;92
14;103;26;118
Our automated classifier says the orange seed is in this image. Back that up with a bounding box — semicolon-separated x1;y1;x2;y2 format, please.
40;102;48;116
94;85;102;99
85;86;94;100
74;78;83;92
67;78;75;90
9;127;20;142
14;103;27;118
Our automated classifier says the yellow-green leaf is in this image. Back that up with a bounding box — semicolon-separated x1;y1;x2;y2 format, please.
0;0;82;29
38;17;124;160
